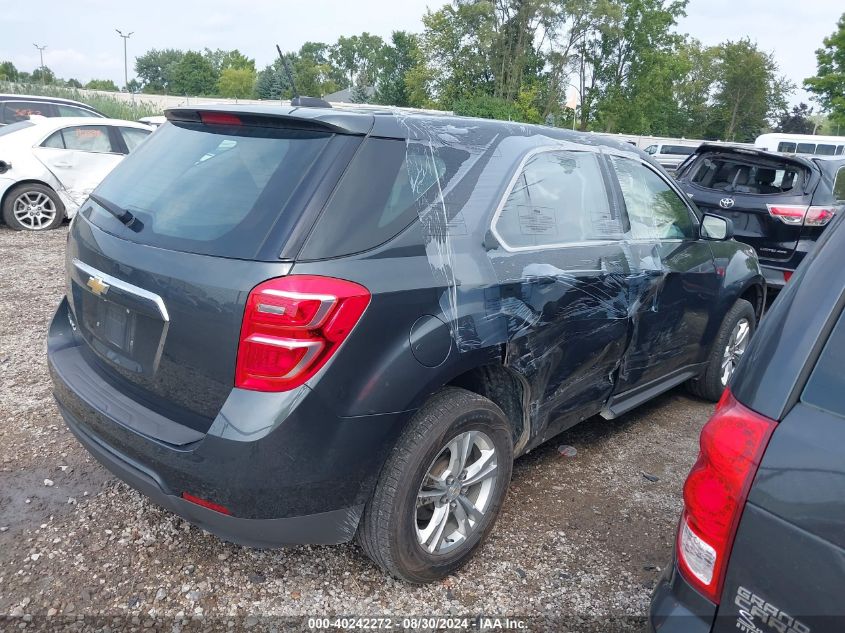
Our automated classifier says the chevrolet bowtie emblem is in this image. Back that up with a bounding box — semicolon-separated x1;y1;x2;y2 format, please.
86;276;110;296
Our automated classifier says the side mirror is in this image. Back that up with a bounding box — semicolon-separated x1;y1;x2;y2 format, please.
0;160;11;175
701;214;734;241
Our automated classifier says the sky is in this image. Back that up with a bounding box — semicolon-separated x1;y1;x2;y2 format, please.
1;0;842;108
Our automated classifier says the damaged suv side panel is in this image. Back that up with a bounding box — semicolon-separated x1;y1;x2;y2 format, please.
295;113;764;456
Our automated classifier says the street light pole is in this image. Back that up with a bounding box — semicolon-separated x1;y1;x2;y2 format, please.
115;29;134;90
33;44;47;84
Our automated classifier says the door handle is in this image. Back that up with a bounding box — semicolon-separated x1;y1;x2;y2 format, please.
53;162;73;168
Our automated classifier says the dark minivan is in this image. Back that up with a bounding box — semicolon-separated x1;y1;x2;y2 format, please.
48;105;765;582
650;203;845;631
675;144;845;290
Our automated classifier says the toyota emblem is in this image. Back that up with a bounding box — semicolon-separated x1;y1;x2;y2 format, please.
719;198;735;209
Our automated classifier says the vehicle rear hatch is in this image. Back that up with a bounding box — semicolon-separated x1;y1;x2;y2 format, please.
676;146;816;263
64;109;365;431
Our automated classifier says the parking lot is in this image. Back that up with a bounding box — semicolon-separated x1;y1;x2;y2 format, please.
0;224;716;629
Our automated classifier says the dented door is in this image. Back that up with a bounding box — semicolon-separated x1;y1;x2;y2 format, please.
33;124;124;207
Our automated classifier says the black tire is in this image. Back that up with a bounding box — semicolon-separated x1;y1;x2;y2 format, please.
688;298;756;402
357;387;514;583
1;183;65;231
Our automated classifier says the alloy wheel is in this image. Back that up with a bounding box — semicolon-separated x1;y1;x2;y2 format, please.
721;317;750;386
12;191;57;230
415;430;498;555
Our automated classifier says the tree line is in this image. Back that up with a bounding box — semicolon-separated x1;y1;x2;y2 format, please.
2;2;844;141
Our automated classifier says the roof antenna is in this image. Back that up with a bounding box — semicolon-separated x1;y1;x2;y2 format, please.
276;44;331;109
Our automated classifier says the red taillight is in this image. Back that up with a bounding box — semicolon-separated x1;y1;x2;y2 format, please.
199;111;242;126
767;204;836;226
783;270;793;283
181;492;231;515
804;206;836;226
235;275;370;392
676;390;776;603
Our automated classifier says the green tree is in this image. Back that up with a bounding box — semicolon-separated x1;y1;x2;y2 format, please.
0;61;18;81
135;49;184;93
65;78;82;88
294;42;345;97
85;78;119;91
170;51;219;96
255;56;296;100
709;38;793;141
375;31;421;106
217;67;256;98
804;13;845;129
204;48;256;73
775;103;816;134
330;33;385;86
31;67;56;84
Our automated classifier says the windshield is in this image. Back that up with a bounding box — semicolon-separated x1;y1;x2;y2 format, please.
85;121;334;259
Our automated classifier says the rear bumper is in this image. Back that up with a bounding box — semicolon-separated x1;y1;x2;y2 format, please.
760;265;790;291
48;297;407;546
648;560;716;633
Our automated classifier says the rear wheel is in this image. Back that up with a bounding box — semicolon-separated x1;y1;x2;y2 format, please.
688;298;755;401
2;183;65;231
357;387;513;583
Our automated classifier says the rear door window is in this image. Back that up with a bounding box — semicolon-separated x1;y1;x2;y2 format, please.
119;127;150;152
816;144;836;156
86;121;334;259
802;307;845;419
492;150;621;250
58;125;117;153
797;143;816;154
661;145;695;156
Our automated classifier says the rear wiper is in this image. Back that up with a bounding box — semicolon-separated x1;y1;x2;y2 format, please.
89;193;142;230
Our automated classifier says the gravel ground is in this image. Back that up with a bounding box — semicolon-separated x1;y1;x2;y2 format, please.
0;224;715;632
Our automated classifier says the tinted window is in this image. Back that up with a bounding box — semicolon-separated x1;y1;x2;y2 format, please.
802;307;845;418
816;144;836;156
1;101;53;123
303;137;464;258
494;150;619;249
645;145;657;155
59;125;114;152
661;145;695;156
777;142;797;153
833;167;845;202
836;146;844;156
797;143;816;154
690;155;805;195
56;104;99;117
610;156;694;240
120;127;150;152
87;122;332;259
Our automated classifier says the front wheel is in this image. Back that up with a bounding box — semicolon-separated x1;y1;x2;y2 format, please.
688;298;756;401
357;387;513;583
2;183;65;231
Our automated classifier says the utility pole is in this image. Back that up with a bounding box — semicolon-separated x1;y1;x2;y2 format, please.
115;29;133;90
33;44;47;84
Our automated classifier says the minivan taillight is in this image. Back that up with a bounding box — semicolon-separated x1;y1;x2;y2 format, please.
767;204;837;226
235;276;370;392
677;390;776;603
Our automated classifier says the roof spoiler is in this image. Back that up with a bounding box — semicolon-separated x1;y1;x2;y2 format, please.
291;96;332;109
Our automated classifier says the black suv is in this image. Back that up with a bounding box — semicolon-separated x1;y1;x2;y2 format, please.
650;200;845;632
0;94;104;125
48;105;764;582
675;144;845;290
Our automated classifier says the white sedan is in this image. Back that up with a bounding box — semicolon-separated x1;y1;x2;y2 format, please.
0;117;153;230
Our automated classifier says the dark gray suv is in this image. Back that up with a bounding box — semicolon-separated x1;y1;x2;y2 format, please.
48;105;765;583
650;206;845;631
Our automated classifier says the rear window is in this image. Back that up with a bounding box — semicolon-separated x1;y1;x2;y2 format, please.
301;137;469;259
689;155;805;195
85;122;333;259
802;307;845;418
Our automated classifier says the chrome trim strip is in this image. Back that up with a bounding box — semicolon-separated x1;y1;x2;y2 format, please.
258;289;336;329
72;258;170;322
244;335;324;379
